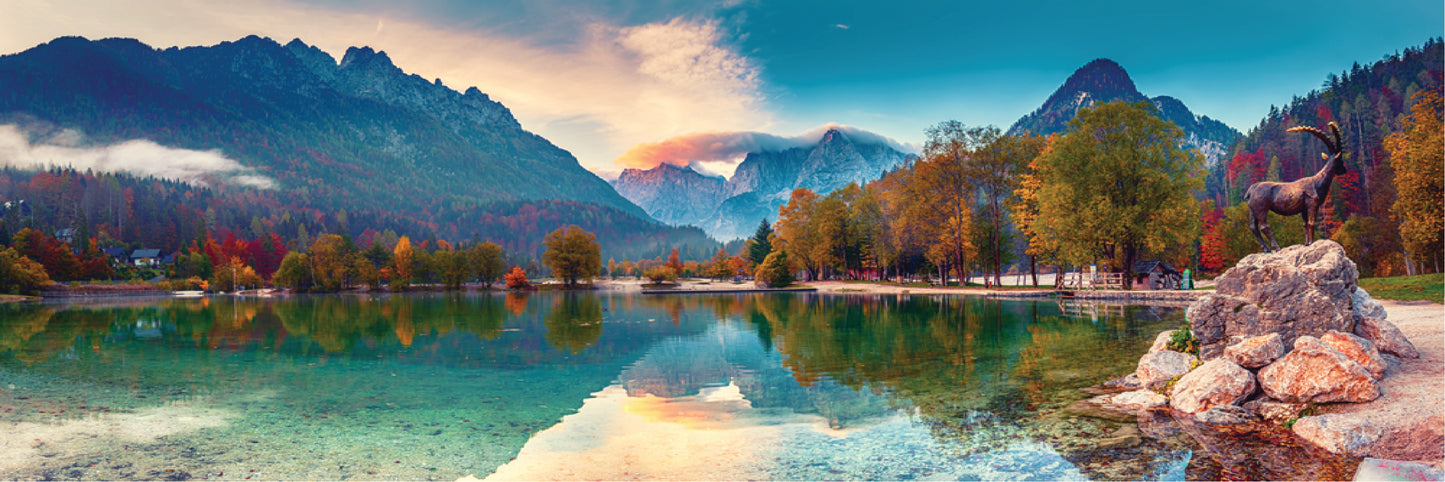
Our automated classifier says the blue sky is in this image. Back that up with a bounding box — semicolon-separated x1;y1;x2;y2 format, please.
2;0;1441;178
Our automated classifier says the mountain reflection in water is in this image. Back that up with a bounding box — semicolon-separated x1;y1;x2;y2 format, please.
0;293;1202;480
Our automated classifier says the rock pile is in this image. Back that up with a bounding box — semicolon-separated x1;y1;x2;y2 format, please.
1081;241;1421;458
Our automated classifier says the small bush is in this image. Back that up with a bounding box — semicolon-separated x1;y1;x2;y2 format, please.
1168;324;1199;356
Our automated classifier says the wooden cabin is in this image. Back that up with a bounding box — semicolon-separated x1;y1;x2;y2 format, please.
1132;260;1181;291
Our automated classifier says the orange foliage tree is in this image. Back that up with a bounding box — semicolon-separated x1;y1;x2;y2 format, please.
504;266;530;289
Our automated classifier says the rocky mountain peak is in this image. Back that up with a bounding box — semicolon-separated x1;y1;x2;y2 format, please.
284;38;338;82
339;46;399;73
1008;58;1241;166
615;128;910;240
1063;58;1139;97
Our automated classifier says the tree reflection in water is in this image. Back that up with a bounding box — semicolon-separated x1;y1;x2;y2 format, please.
0;293;1219;479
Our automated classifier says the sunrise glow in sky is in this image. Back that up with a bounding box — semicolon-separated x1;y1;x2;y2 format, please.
2;0;1441;178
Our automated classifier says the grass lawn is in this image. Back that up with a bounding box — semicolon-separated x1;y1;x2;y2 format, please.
1357;274;1444;303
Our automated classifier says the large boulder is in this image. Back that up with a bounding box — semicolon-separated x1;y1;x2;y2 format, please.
1257;336;1380;403
1224;333;1285;369
1170;359;1256;414
1190;241;1358;360
1135;349;1194;388
1318;330;1387;380
1353;316;1419;359
1351;287;1387;321
1291;414;1381;456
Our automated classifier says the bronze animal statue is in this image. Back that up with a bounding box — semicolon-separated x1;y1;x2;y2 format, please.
1244;122;1347;253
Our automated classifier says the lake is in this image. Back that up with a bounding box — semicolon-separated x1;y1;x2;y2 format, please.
0;292;1196;480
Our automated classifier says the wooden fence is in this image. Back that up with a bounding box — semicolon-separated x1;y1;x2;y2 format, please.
1059;272;1126;290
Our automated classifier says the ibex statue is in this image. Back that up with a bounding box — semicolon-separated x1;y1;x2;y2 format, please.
1244;122;1346;253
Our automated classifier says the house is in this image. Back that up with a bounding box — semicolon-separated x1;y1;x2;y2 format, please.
130;249;162;267
102;248;129;265
54;228;76;245
1132;260;1181;291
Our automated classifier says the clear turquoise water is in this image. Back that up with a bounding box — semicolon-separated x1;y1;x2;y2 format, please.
0;292;1195;480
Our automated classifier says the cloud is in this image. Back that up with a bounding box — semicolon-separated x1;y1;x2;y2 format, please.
614;123;917;178
834;24;850;30
0;125;275;188
0;0;773;174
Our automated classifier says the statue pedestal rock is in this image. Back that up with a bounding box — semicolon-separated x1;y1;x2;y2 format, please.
1100;240;1423;459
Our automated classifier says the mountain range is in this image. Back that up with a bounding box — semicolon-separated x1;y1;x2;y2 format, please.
612;129;912;241
0;35;736;260
1008;58;1241;166
0;35;646;218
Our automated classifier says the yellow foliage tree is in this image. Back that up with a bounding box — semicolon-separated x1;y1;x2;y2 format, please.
542;225;601;288
1386;89;1444;273
1031;101;1203;288
392;236;414;291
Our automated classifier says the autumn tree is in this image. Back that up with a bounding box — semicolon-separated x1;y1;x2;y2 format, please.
754;248;795;288
308;234;356;292
469;241;507;288
707;248;733;279
972;131;1048;285
542;225;601;288
774;189;822;279
211;256;263;292
433;248;469;290
665;248;683;274
0;247;52;295
504;266;530;289
352;256;380;290
272;252;314;291
391;236;414;291
1386;89;1444;273
1010;136;1058;286
908;121;991;284
12;228;80;281
1031;101;1204;289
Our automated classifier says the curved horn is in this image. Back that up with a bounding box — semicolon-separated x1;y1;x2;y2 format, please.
1328;121;1343;154
1287;125;1338;153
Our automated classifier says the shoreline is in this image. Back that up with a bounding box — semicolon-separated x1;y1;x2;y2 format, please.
1329;299;1445;468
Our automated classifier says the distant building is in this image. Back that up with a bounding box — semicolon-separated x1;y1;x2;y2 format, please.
54;228;76;245
102;248;129;265
1132;260;1181;291
131;249;162;267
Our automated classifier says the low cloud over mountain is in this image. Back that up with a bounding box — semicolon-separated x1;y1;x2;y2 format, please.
0;124;274;188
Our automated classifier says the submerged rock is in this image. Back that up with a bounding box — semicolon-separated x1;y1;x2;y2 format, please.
1292;414;1380;456
1095;425;1143;449
1170;359;1255;414
1224;333;1285;369
1245;399;1308;424
1353;458;1445;482
1353;316;1419;359
1319;330;1388;380
1195;404;1259;425
1258;336;1379;404
1069;390;1166;421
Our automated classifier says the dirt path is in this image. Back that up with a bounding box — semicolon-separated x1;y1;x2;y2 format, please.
1330;300;1445;468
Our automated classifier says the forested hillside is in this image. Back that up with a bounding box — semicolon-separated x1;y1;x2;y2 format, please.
1203;38;1443;275
0;168;718;267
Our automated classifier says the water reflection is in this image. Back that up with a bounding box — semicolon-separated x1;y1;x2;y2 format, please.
0;293;1201;480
